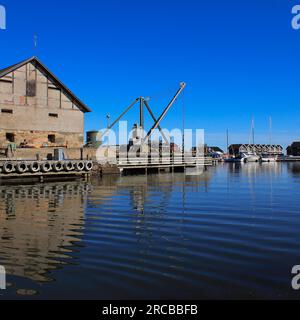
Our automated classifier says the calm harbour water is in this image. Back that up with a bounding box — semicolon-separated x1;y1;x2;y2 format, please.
1;162;300;300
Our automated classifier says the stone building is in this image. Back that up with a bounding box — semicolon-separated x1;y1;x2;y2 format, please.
0;56;91;149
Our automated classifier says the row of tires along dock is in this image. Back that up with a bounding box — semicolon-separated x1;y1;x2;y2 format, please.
0;160;93;175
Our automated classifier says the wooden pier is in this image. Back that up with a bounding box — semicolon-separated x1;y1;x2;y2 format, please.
98;156;215;175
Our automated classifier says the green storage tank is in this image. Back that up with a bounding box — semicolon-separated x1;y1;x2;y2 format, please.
86;131;102;147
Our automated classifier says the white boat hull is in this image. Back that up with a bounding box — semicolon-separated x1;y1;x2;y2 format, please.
241;153;260;162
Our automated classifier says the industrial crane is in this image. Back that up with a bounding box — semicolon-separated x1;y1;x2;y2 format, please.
99;82;186;146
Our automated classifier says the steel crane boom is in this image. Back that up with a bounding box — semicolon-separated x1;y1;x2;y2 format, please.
143;82;186;145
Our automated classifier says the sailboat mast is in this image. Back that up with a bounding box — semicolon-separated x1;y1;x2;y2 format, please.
269;116;272;145
249;117;255;145
252;117;255;145
226;129;229;153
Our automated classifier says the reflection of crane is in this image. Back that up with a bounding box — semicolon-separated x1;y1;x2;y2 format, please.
99;82;186;145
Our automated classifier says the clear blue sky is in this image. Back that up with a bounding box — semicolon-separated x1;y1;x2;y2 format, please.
1;0;300;150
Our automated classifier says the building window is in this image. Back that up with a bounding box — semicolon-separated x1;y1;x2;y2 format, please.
48;86;60;91
48;135;56;143
0;78;13;83
49;113;58;118
26;80;36;97
6;133;15;143
1;109;13;114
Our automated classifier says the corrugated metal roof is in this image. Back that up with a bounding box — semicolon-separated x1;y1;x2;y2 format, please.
0;56;91;113
229;144;283;149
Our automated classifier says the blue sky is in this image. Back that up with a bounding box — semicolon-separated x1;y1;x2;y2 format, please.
0;0;300;150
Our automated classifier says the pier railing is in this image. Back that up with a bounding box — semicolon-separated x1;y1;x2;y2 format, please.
117;156;213;168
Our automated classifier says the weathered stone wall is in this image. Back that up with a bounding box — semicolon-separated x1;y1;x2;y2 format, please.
0;61;85;148
0;130;84;149
4;147;98;161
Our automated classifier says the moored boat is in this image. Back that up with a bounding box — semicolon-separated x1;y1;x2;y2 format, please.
224;156;244;163
241;152;260;163
260;154;277;162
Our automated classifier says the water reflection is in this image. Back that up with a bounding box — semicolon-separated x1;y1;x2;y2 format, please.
287;162;300;175
0;173;212;298
91;170;213;213
1;164;300;299
226;162;283;176
0;183;90;294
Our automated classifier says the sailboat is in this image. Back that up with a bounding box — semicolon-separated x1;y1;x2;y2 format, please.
224;156;244;163
224;130;245;163
243;118;260;162
224;129;255;163
242;152;260;162
261;154;277;162
261;117;277;162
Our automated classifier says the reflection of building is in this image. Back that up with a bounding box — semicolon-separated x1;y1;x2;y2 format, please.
287;142;300;156
0;182;89;284
0;172;215;295
229;144;283;157
227;162;282;176
287;162;300;175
